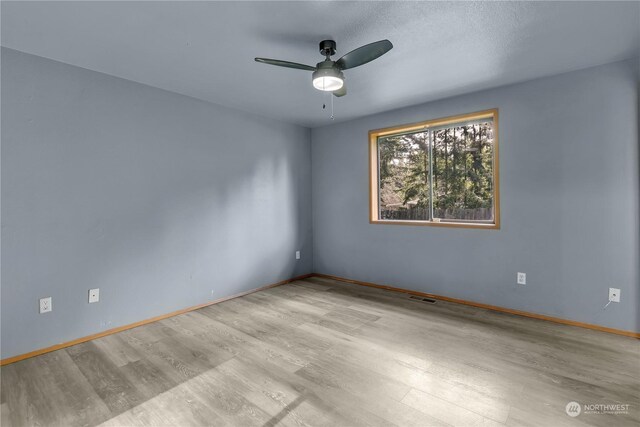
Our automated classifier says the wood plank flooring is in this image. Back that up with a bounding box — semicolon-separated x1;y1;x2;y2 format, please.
1;277;638;426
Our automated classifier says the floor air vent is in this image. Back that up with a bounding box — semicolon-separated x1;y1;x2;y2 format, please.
409;295;437;304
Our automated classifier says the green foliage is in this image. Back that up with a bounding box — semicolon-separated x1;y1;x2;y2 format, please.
379;131;429;209
378;123;494;220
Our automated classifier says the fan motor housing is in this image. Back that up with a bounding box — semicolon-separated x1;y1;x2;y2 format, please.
313;61;344;79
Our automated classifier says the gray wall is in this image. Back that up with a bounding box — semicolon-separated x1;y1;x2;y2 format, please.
1;48;313;359
312;59;640;333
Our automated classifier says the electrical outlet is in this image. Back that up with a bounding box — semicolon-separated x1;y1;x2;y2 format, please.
88;288;100;303
39;297;52;314
295;250;301;260
609;288;621;303
517;272;526;285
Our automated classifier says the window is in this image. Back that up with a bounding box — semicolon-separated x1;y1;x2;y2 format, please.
369;109;499;228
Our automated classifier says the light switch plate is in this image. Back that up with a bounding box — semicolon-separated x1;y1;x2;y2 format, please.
295;251;301;260
89;288;100;303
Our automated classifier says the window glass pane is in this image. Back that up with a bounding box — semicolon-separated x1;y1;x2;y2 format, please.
378;131;430;221
432;122;494;223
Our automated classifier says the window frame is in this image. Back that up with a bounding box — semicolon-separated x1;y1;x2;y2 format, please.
369;109;500;229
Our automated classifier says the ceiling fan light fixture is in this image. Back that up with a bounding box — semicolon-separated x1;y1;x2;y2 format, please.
312;75;344;91
312;66;344;91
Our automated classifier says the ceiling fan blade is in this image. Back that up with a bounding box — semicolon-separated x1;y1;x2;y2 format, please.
333;85;347;97
336;40;393;70
254;58;316;71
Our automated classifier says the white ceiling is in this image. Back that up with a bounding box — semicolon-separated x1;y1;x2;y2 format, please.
2;1;639;128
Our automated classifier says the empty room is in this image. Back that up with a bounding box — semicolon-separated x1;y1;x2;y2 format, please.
1;1;639;426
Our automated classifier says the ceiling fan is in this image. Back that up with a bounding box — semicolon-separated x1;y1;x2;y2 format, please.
255;39;393;97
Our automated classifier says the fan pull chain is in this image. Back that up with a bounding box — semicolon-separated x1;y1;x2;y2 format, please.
320;86;334;120
322;79;327;111
330;92;334;120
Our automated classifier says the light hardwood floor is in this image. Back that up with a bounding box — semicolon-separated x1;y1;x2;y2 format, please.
1;277;638;426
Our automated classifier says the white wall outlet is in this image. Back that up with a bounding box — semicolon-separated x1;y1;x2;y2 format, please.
609;288;621;303
39;297;52;314
517;272;526;285
88;288;100;303
295;250;301;260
